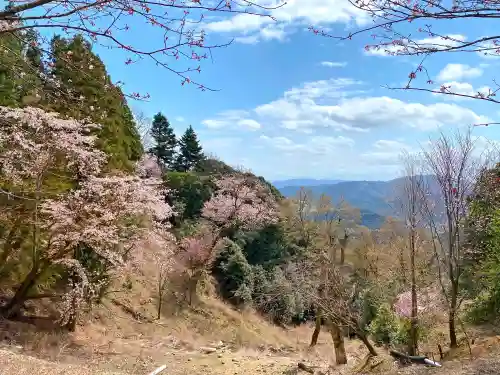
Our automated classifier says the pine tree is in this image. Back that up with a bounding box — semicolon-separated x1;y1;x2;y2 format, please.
149;112;177;169
45;35;143;171
174;125;204;172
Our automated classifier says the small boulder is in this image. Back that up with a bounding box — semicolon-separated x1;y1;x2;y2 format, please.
200;346;217;354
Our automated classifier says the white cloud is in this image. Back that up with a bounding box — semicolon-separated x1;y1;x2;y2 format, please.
202;110;260;131
234;23;288;44
252;78;489;132
248;135;418;180
360;140;415;166
202;119;227;129
203;0;370;44
281;77;364;100
234;35;260;44
474;39;500;59
205;78;489;134
437;64;482;82
175;116;185;122
238;119;262;130
320;61;347;67
366;34;467;57
373;139;410;150
200;78;491;180
260;134;355;154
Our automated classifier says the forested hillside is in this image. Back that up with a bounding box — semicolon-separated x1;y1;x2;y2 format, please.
1;12;500;375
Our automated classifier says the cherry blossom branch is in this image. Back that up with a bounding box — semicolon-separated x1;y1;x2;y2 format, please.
1;0;286;92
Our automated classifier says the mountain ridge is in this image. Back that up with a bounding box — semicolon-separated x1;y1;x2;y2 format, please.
273;175;438;229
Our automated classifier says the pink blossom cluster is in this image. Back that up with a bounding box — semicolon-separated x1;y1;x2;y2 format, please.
136;154;163;179
177;235;215;271
174;176;278;274
201;175;279;231
40;175;174;265
0;106;175;322
393;288;442;318
53;258;90;325
0;106;105;184
131;222;176;275
0;19;19;33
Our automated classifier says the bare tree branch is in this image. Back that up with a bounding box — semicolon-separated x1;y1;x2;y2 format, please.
310;0;500;116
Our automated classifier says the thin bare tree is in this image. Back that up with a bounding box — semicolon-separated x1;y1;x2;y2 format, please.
420;128;485;348
396;151;427;355
133;110;152;144
289;251;378;360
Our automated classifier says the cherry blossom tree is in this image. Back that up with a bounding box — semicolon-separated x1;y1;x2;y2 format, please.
311;0;500;117
136;153;163;179
0;0;281;91
175;174;279;304
0;106;174;325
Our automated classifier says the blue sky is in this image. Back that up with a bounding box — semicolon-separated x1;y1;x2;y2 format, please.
10;0;500;181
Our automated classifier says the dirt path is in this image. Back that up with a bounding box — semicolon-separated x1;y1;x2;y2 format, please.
2;342;500;375
0;346;308;375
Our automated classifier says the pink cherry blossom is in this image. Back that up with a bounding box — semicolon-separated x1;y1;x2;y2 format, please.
201;175;279;231
0;106;175;321
175;175;278;282
0;106;105;185
136;154;163;179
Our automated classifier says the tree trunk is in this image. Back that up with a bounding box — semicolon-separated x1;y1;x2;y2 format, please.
187;269;203;306
357;330;378;356
449;281;458;348
409;229;418;356
157;292;163;320
449;309;457;348
310;311;322;347
340;247;345;265
65;294;78;332
157;277;163;319
2;266;41;318
327;319;347;365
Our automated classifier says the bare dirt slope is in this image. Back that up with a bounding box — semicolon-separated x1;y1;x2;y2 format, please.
1;248;500;375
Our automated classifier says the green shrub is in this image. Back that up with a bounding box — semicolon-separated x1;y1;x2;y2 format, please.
390;317;411;348
213;240;254;306
251;265;305;325
368;303;398;345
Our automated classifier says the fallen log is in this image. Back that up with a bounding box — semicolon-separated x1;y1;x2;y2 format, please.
389;350;441;367
297;362;315;374
147;364;167;375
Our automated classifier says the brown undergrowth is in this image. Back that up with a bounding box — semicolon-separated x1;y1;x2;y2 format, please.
1;243;500;375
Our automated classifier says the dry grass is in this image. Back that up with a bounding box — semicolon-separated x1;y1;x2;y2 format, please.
2;243;500;375
0;348;123;375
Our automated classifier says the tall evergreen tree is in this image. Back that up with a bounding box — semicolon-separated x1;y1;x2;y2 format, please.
174;125;204;172
0;28;42;107
149;112;177;169
45;35;143;171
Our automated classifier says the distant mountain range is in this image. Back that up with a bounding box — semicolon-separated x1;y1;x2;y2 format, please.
273;176;439;229
271;179;345;189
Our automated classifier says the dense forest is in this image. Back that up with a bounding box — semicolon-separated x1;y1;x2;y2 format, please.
1;21;500;370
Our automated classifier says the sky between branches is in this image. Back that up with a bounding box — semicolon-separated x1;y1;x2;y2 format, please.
8;0;500;181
